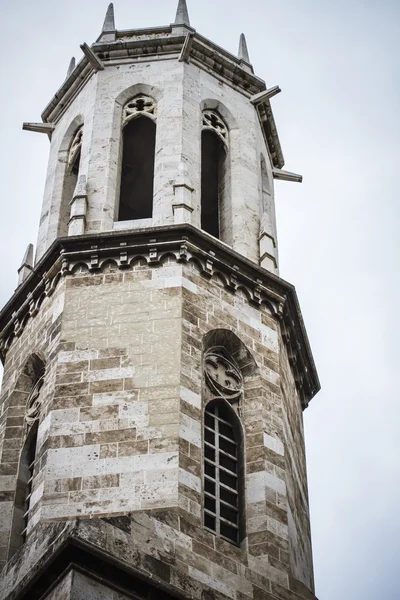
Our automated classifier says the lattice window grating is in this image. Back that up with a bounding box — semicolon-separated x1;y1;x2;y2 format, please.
204;402;240;545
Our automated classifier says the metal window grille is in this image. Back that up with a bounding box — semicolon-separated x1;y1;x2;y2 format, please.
203;402;240;545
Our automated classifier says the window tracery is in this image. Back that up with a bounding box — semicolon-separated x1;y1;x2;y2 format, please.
25;367;45;427
67;126;83;173
123;95;157;127
202;110;228;147
204;347;243;411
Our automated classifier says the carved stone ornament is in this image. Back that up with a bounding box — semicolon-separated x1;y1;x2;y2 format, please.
25;370;45;427
202;110;228;147
67;126;83;171
123;95;157;127
204;347;243;407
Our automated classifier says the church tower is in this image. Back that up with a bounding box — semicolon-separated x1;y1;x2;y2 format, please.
0;3;320;599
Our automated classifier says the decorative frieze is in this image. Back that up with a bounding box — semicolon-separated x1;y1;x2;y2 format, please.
0;227;319;407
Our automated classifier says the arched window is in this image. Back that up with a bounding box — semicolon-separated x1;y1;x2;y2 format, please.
203;347;244;545
58;125;83;237
118;95;157;221
201;111;229;240
9;360;45;554
20;422;39;543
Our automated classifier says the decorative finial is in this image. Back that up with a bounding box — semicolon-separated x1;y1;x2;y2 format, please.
17;244;34;286
175;0;190;26
238;33;251;63
66;57;75;79
102;3;115;33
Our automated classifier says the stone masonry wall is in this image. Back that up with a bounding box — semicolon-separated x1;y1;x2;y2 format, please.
0;280;65;567
280;342;314;590
0;256;314;598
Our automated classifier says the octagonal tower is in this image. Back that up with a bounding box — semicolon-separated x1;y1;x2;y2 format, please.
0;3;320;600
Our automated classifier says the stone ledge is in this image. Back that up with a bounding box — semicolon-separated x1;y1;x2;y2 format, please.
0;519;319;600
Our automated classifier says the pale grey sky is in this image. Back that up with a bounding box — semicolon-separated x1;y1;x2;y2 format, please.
0;1;399;598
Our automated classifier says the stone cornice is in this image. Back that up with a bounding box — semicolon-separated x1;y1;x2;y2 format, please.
40;27;284;168
0;519;318;599
0;226;319;408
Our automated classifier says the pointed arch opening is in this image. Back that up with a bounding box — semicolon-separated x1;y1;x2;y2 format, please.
8;355;45;558
58;122;83;237
118;95;157;222
202;330;259;546
201;110;229;240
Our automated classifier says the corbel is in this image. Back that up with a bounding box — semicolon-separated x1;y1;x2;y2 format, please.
80;43;105;72
272;168;303;183
250;86;281;105
22;123;55;134
179;32;194;63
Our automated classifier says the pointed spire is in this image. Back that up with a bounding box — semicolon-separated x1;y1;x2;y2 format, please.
66;57;75;79
238;33;251;63
17;244;34;286
175;0;190;26
99;3;116;42
102;3;115;33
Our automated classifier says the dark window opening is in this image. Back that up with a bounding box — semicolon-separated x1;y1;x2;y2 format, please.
201;130;225;239
58;130;82;238
8;360;45;559
71;149;81;176
203;401;242;545
118;117;156;221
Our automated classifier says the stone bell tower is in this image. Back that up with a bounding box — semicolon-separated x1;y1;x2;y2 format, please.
0;2;320;599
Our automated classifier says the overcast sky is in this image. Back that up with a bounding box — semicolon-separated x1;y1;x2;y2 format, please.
0;1;399;598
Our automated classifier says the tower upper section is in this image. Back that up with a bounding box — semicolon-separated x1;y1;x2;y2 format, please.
27;1;297;274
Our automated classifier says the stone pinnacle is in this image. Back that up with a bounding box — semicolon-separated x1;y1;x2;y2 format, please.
20;244;34;269
102;3;115;33
175;0;190;26
238;33;251;63
66;56;75;79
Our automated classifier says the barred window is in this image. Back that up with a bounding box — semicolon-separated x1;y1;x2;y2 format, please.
203;347;244;545
20;365;45;542
204;401;241;544
21;423;39;542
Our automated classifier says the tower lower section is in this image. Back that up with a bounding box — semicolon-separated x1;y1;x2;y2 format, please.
0;226;319;600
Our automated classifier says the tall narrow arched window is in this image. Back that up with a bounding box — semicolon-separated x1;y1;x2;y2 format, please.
203;347;244;545
118;95;157;221
9;360;45;555
58;125;83;237
20;422;39;543
201;111;229;240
